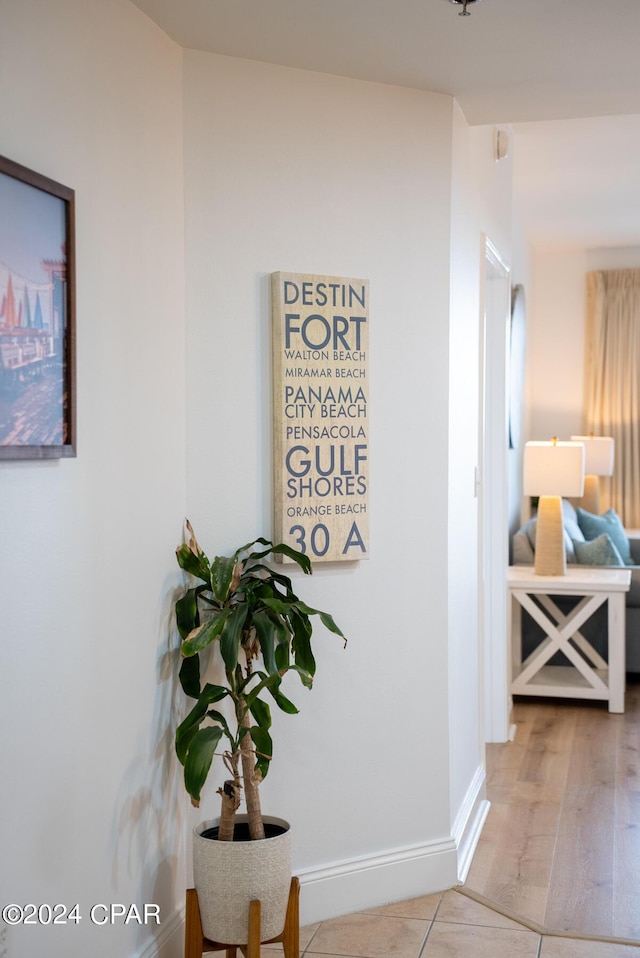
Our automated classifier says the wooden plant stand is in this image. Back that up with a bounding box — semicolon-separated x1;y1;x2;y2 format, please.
184;876;300;958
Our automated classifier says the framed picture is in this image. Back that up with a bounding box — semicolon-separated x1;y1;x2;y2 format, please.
0;155;76;459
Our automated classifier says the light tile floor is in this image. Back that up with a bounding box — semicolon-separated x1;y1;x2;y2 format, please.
264;889;640;958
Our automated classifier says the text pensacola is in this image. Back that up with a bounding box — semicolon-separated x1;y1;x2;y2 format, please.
1;903;161;925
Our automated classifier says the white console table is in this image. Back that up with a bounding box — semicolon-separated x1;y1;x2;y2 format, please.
508;566;631;713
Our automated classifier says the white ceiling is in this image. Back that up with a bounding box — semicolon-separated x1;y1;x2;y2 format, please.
512;114;640;249
130;0;640;248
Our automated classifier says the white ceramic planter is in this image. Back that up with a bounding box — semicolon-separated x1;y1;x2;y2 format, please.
192;815;291;944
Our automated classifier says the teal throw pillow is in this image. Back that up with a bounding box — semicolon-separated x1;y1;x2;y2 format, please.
573;533;624;567
576;507;631;565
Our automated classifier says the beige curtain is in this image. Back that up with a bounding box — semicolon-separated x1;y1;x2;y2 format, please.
585;269;640;527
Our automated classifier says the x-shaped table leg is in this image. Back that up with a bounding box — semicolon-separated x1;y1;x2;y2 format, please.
512;589;609;693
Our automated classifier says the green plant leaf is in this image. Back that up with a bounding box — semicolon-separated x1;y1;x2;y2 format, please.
211;555;237;602
175;684;229;762
249;725;273;779
181;608;230;656
267;684;299;714
242;671;281;708
262;596;293;616
175;717;199;765
176;542;210;582
249;695;272;730
219;605;248;672
206;709;236;746
199;682;230;703
178;655;200;699
273;615;291;645
184;726;223;805
265;543;312;573
287;663;314;689
235;539;311;575
175;699;209;764
252;610;278;674
274;641;290;672
238;578;262;608
290;607;316;676
291;600;346;640
245;563;294;594
173;527;346;806
247;542;311;573
233;537;274;561
175;585;204;639
318;610;346;641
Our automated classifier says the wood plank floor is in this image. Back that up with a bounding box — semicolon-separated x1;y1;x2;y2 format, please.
465;682;640;941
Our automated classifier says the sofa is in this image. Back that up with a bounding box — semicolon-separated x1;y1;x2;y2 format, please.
512;498;640;673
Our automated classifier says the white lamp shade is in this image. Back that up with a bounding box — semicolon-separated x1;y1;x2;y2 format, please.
570;435;614;476
523;441;585;498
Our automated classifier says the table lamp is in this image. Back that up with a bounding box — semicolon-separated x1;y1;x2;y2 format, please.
570;435;614;515
523;439;585;576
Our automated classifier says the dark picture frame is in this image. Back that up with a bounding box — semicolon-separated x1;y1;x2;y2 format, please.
0;155;76;459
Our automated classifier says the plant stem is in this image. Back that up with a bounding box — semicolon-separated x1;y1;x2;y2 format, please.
239;705;265;840
217;754;241;841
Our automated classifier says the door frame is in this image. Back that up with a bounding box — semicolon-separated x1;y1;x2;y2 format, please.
479;235;511;744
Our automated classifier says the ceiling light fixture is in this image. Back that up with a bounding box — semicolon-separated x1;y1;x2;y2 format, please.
450;0;482;16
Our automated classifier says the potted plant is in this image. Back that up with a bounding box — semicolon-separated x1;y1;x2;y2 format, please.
174;521;345;945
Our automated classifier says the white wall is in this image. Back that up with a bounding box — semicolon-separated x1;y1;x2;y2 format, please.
448;108;482;831
0;3;186;957
183;51;462;922
526;246;588;443
586;246;640;271
448;117;514;761
508;148;532;536
0;5;518;950
447;114;513;845
525;245;640;452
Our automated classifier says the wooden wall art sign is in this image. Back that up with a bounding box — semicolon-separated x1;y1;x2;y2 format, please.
271;271;369;563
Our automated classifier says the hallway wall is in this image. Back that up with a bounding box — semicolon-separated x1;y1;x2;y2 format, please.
183;51;458;922
0;2;515;953
0;2;186;957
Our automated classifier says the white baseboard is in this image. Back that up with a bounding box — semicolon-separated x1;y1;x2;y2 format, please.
451;764;490;884
140;843;457;956
135;840;458;953
152;767;491;945
135;904;184;958
297;836;459;925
